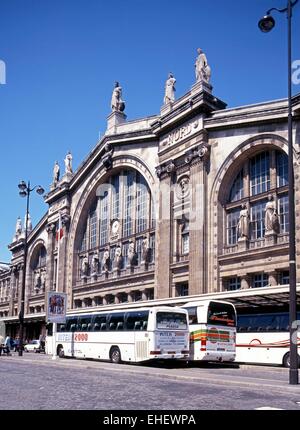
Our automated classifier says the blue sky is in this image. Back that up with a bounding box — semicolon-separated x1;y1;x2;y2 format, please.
0;0;299;262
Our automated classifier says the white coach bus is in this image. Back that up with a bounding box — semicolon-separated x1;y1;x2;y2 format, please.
51;306;189;364
236;311;300;367
182;300;236;363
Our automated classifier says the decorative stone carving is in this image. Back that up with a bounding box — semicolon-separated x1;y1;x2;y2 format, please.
184;143;210;165
91;253;99;276
61;214;71;229
81;255;89;278
64;151;73;175
195;48;211;83
40;269;46;291
127;241;136;267
111;81;125;112
141;238;151;264
34;271;41;291
102;249;110;273
13;217;22;242
102;144;114;171
156;160;176;178
163;73;176;105
52;161;60;187
265;195;280;234
114;245;123;270
46;223;56;234
176;176;190;199
111;219;120;239
238;203;249;239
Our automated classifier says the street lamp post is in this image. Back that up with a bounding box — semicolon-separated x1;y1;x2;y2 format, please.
258;0;299;385
17;180;44;357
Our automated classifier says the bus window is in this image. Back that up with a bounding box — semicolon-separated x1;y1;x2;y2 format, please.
77;316;92;331
207;301;236;327
57;323;65;333
66;317;78;332
92;314;107;331
125;311;149;331
156;312;188;330
108;313;125;331
186;307;197;325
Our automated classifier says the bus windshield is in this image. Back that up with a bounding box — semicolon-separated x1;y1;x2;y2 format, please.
207;301;236;327
156;312;188;330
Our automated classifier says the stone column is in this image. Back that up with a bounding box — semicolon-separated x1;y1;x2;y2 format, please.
9;267;17;316
17;264;23;314
188;141;209;295
155;175;172;299
24;261;31;314
46;223;56;292
57;214;70;293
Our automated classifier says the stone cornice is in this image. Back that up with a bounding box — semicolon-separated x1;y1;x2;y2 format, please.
156;141;210;179
151;90;226;136
205;93;300;130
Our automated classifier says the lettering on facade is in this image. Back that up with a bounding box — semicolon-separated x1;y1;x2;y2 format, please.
161;119;200;147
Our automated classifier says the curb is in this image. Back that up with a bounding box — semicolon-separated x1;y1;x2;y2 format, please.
6;354;300;394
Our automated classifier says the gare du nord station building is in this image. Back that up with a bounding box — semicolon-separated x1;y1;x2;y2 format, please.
1;49;300;339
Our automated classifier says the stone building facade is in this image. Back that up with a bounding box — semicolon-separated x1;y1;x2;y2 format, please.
1;52;300;339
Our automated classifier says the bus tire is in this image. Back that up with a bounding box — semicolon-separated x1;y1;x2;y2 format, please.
283;352;300;368
110;346;121;364
57;346;64;358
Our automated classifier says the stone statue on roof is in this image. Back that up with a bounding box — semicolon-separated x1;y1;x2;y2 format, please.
195;48;211;83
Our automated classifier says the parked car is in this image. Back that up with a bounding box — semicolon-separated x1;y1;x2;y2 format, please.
24;340;40;353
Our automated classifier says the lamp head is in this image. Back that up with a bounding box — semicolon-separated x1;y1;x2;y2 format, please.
18;181;27;191
258;14;275;32
36;186;44;195
19;190;27;198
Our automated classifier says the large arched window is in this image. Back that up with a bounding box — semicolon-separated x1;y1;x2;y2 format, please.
30;245;47;293
77;169;155;277
225;150;289;246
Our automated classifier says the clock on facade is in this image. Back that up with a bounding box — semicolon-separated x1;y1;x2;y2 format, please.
111;219;120;235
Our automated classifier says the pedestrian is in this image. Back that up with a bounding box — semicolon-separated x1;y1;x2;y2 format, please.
4;335;11;355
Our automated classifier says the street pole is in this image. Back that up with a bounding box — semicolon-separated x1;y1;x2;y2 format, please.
287;0;298;386
18;181;30;357
258;0;299;385
17;180;44;357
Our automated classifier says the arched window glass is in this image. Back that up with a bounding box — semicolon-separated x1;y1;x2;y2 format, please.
136;172;148;233
31;246;47;270
250;151;270;196
77;169;154;276
226;150;289;246
123;171;134;237
89;202;98;249
111;174;120;220
229;170;244;202
99;191;109;246
276;151;288;187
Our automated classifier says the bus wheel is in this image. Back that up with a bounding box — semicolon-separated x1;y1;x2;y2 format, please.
283;353;290;368
283;352;300;368
57;346;64;358
110;347;121;364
